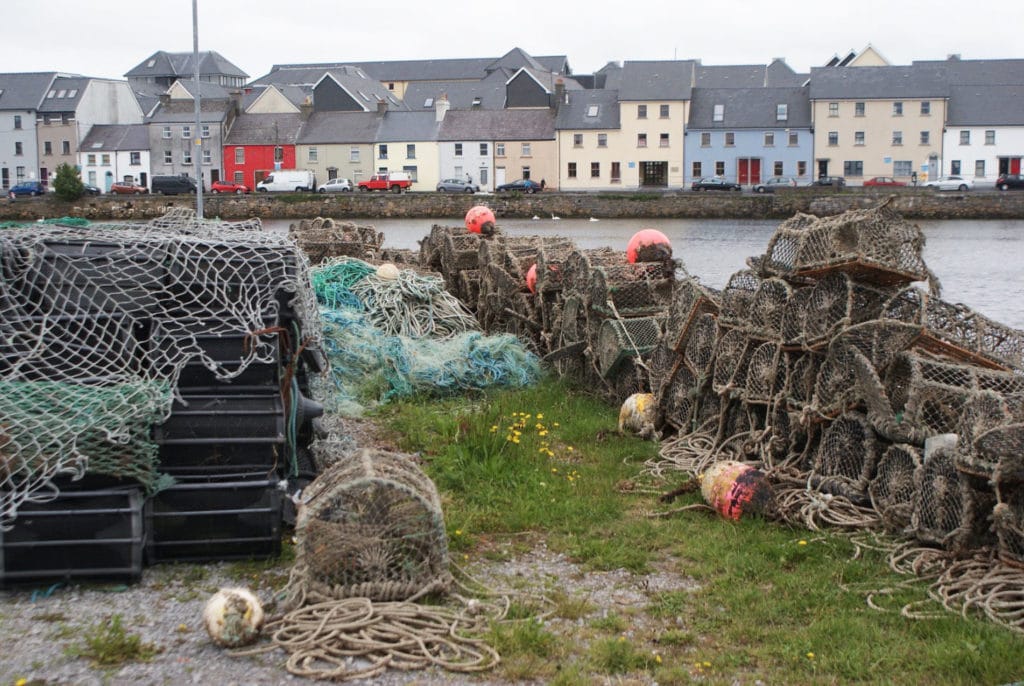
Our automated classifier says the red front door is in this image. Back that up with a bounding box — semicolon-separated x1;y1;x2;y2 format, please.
738;159;749;185
750;159;761;185
1012;158;1022;174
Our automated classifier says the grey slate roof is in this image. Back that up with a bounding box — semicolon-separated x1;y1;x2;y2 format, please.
947;85;1024;126
438;109;556;141
173;80;232;100
693;60;806;88
148;98;233;124
618;61;696;101
688;86;812;129
317;70;404;110
0;72;57;110
402;78;507;110
486;48;545;74
296;111;383;145
224;113;304;145
554;89;620;130
125;51;247;79
80;124;150;151
38;76;89;112
808;64;949;99
375;111;441;142
913;57;1024;86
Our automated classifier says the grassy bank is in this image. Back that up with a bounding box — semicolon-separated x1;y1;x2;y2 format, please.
374;375;1024;685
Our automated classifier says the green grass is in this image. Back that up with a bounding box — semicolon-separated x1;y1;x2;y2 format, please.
66;614;160;667
374;375;1024;684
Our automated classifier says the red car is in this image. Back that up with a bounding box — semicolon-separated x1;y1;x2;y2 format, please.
109;181;148;195
210;180;250;194
863;176;907;187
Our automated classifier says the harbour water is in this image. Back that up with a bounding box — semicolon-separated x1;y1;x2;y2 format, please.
264;217;1024;329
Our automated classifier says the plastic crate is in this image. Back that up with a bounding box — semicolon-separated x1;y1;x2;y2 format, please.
151;317;280;388
156;440;286;476
145;473;283;562
153;393;285;443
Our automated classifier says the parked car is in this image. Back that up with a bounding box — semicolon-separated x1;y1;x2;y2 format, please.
691;177;742;192
109;180;148;195
151;175;200;195
256;170;316;193
8;181;46;197
809;176;846;188
995;173;1024;191
752;176;797;193
863;176;907;187
317;178;353;193
496;178;541;193
82;183;102;196
436;178;479;193
924;175;973;191
210;180;249;194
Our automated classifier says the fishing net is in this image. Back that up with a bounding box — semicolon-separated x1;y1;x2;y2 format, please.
288;218;384;266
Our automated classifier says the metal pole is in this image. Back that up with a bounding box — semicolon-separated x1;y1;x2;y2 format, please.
192;0;204;218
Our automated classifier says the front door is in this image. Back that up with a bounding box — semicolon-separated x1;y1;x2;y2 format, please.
738;159;761;185
495;167;507;187
750;158;761;185
817;160;829;178
640;161;668;187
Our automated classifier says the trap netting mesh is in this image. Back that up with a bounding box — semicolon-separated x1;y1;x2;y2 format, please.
285;447;449;606
288;218;384;265
0;209;322;526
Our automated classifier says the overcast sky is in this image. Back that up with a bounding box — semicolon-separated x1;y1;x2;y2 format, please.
4;1;1022;81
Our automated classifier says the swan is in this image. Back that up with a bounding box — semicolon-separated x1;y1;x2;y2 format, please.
551;213;561;221
531;215;540;221
589;217;600;222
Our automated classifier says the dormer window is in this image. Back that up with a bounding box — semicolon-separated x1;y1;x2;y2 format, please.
147;59;156;68
424;98;434;108
776;104;788;121
472;96;481;107
713;104;724;122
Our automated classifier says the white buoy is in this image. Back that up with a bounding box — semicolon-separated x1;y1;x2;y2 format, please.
203;587;265;648
376;263;400;280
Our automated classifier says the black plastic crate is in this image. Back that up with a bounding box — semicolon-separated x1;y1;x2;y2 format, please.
156;440;286;476
37;239;167;312
151;318;280;388
145;473;282;563
153;393;285;442
1;485;144;585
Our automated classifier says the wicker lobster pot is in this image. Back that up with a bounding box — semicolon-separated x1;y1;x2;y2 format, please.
811;412;880;499
665;278;720;353
718;269;763;329
747;278;793;342
869;443;923;532
912;445;996;555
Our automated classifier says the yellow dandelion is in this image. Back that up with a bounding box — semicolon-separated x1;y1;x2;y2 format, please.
539;430;548;436
537;414;544;419
490;425;498;432
553;422;559;427
463;554;469;561
551;467;558;473
512;437;520;444
798;540;808;546
655;654;662;664
16;679;28;686
455;529;462;536
539;481;547;487
535;423;544;430
567;446;574;452
703;661;711;667
806;652;815;660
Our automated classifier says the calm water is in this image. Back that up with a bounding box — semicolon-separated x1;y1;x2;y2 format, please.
264;217;1024;329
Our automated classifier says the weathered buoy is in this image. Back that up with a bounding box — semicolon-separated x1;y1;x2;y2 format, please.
626;229;672;263
203;587;265;648
465;206;496;235
376;262;400;280
618;392;657;437
526;264;538;294
700;460;774;520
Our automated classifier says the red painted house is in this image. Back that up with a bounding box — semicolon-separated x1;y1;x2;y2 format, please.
223;113;304;189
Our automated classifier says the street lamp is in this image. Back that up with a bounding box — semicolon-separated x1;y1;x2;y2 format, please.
192;0;203;218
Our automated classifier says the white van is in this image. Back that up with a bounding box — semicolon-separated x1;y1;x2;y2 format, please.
255;170;316;192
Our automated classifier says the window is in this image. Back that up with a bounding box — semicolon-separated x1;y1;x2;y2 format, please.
951;160;962;175
61;140;70;155
637;104;647;119
975;160;986;177
610;162;621;183
960;130;970;145
454;143;462;157
101;154;110;166
892;131;903;146
777;104;788;121
828;131;839;146
894;160;912;176
87;153;96;165
406;144;415;159
788;131;799;146
308;147;318;162
983;130;995;145
274;146;284;162
388;83;395;91
659;133;669;147
893;102;903;116
855;102;865;117
13;115;21;129
350;147;360;162
843;160;864;177
700;132;711;147
586;104;599;117
15;141;23;155
920;131;930;145
496;143;505;156
162;126;172;139
591;162;600;178
43;141;52;155
402;165;418;182
521;166;530;179
713;104;724;122
379;144;388;159
725;132;735;146
921;101;931;116
659;104;669;118
16;166;25;181
182;125;191;139
567;162;577;178
202;149;211;165
774;161;784;176
692;161;702;178
829;102;839;117
479;143;488;155
764;132;775;146
234;147;244;164
521;143;531;156
597;133;607;147
637;133;647;147
130;151;141;165
234;171;244;183
854;131;865;146
201;125;210;138
573;133;583;147
798;160;807;177
715;161;725;176
182;149;192;164
164;150;173;164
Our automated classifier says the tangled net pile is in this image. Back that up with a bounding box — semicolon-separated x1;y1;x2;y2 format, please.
422;205;1024;634
0;208;322;526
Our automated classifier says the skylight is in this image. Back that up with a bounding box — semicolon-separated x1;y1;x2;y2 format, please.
68;89;78;98
424;97;434;107
586;104;599;117
47;90;56;98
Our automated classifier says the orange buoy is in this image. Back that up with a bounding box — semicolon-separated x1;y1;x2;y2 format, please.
626;229;672;263
700;460;775;520
465;206;496;235
525;264;537;293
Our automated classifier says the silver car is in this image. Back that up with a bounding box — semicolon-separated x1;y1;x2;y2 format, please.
923;175;974;191
317;178;353;193
436;178;479;193
752;176;797;193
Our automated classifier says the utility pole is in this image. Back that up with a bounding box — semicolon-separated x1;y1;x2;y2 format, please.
192;0;204;218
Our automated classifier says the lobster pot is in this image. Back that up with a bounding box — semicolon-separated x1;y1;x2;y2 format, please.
539;290;563;342
719;270;763;328
458;269;481;313
883;287;1024;371
993;485;1024;568
647;341;680;402
658;361;701;432
781;285;814;348
784;351;822;410
421;224;459;269
744;341;784;404
289;218;383;265
712;328;754;396
441;232;481;275
799;273;893;350
971;424;1024;485
953;392;1021;482
597;317;662;379
761;204;928;285
666;278;720;352
811;413;879;499
561;248;620;301
534;238;577;294
912;447;996;554
810;344;859;418
588;262;674;319
682;312;720;378
291;449;449;602
765;400;793;461
747;278;793;342
869;444;922;532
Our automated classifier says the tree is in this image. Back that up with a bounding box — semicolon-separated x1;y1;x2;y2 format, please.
52;163;85;201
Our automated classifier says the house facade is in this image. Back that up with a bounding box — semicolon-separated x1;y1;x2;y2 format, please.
295;111;379;185
223;113;303;188
147;81;236;188
555;89;622;190
79;124;151;189
0;72;54;189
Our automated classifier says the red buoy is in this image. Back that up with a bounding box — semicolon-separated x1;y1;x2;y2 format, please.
626;229;672;263
525;264;537;294
465;206;496;235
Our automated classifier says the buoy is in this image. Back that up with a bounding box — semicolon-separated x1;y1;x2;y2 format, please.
618;392;657;438
700;460;775;521
465;206;496;235
626;229;672;263
203;587;265;648
376;262;400;280
526;263;538;294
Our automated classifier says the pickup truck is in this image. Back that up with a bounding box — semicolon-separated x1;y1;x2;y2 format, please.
357;172;412;193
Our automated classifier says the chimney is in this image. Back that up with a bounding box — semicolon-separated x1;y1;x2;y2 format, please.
230;89;243;115
300;96;313;120
377;97;387;115
159;92;170;106
435;94;450;122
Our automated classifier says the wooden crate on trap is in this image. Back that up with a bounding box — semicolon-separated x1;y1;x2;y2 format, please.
289;448;449;602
